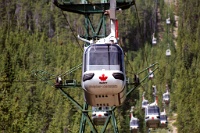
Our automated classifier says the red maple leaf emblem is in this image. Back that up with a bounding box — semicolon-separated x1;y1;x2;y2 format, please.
99;74;108;81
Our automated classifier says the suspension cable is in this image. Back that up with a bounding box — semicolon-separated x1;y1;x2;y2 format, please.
61;10;83;52
134;3;143;39
135;2;151;65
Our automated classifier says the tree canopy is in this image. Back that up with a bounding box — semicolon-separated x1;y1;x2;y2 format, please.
0;0;199;132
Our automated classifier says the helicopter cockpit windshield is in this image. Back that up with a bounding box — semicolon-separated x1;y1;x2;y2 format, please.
84;44;123;71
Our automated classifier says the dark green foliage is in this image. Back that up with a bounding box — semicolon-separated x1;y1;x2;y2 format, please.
173;0;200;132
0;0;199;132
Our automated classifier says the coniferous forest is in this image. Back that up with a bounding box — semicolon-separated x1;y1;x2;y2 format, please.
0;0;200;133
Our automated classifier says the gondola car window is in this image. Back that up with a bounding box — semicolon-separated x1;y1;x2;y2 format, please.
160;115;167;120
164;94;169;98
143;101;148;105
110;51;119;65
85;44;123;71
130;120;137;125
90;52;109;65
148;106;160;114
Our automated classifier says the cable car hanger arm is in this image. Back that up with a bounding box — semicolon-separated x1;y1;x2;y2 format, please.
126;66;159;97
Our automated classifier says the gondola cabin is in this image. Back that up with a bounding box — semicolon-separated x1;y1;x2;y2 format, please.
82;43;126;106
163;92;170;104
166;18;170;24
145;105;160;128
160;111;168;128
166;49;171;56
142;99;149;111
152;85;157;96
148;69;154;79
92;106;109;125
152;37;157;45
130;117;139;133
142;92;148;110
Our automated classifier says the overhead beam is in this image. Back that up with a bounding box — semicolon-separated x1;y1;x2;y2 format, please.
53;0;135;14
